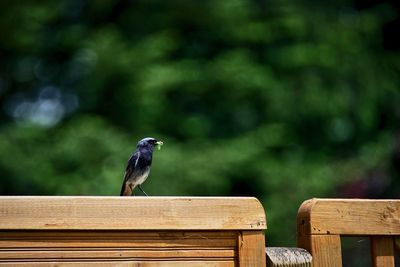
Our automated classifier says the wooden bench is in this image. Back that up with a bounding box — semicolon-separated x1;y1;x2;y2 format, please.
297;198;400;267
0;196;267;266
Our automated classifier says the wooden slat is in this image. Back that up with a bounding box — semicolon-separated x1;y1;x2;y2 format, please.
307;235;342;267
371;236;395;267
238;231;266;267
0;261;235;266
0;231;237;249
0;230;237;262
0;197;266;230
0;249;235;260
298;198;400;235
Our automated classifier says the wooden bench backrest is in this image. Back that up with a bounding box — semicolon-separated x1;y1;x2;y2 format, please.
297;198;400;267
0;196;267;267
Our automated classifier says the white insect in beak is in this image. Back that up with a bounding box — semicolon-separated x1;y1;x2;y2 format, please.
155;141;163;150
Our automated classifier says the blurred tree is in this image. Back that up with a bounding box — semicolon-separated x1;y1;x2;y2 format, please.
0;0;399;256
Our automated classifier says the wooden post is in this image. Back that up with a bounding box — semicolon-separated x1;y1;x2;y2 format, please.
238;231;266;267
309;235;342;267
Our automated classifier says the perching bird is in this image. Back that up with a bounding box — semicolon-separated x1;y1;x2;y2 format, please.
120;137;163;196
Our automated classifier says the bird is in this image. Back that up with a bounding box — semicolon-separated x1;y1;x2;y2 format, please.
120;137;163;196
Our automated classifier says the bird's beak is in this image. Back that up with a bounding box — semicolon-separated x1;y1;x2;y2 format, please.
155;141;163;150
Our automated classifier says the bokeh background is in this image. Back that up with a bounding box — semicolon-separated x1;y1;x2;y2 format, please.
0;0;399;264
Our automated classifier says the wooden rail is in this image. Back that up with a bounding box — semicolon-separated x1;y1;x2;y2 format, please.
0;196;266;266
297;198;400;267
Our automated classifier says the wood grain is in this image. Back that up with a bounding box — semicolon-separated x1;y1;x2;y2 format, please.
0;231;237;249
0;230;236;262
0;261;235;267
308;235;342;267
0;197;267;266
298;198;400;235
238;231;266;267
265;247;312;267
297;199;400;267
371;236;395;267
0;250;235;260
0;197;266;230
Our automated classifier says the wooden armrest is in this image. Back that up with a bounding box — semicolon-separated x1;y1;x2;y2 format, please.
266;247;312;267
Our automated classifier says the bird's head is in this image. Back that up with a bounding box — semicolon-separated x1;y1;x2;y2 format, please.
136;137;163;151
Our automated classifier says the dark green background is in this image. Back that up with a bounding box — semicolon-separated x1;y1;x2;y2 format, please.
0;1;399;264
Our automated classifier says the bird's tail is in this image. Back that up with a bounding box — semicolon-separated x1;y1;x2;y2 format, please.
120;183;133;196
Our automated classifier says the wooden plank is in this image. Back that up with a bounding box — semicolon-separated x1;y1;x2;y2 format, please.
299;235;341;267
298;198;400;235
0;197;266;230
0;230;237;249
238;231;266;267
0;230;238;262
0;249;235;260
0;261;235;266
371;236;395;267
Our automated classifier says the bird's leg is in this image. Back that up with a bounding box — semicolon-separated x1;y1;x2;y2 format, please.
138;185;148;196
129;184;135;196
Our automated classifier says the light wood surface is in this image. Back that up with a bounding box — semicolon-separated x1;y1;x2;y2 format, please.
298;198;400;235
297;198;400;267
308;235;342;267
0;231;238;248
0;196;266;266
0;230;237;264
238;231;266;266
0;196;266;230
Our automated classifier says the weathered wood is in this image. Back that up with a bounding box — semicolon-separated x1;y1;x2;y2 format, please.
298;198;400;235
0;196;266;230
371;236;395;267
266;247;312;267
238;231;266;267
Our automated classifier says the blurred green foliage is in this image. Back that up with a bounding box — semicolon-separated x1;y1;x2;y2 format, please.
0;0;399;254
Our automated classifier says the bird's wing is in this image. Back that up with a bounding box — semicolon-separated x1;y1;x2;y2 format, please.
120;150;141;196
123;150;140;182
